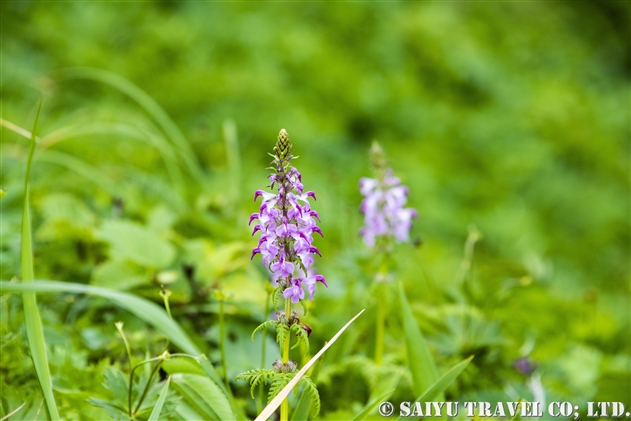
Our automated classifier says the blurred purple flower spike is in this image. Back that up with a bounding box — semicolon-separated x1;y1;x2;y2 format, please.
359;142;417;248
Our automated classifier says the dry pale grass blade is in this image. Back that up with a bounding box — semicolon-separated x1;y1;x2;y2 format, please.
0;402;26;421
0;118;40;141
255;309;365;421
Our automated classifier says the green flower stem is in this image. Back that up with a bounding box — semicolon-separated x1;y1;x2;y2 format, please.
133;360;163;416
375;259;389;365
128;356;162;416
280;298;292;421
160;288;172;351
375;289;385;365
115;322;133;372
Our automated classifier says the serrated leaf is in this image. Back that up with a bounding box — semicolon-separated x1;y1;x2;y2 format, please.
277;323;289;350
97;220;175;267
290;324;309;351
102;368;129;408
87;398;131;420
170;374;234;421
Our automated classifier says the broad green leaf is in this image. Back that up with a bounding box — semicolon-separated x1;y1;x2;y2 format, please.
170;374;234;421
97;220;175;268
197;355;242;420
0;281;200;355
398;282;439;398
174;400;205;421
148;377;171;421
91;260;147;290
161;358;205;377
38;193;96;226
19;96;60;420
396;356;473;421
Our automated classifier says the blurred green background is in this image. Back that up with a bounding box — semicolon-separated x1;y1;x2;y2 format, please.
1;1;629;420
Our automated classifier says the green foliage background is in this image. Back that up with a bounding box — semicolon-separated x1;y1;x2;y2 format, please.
1;2;629;420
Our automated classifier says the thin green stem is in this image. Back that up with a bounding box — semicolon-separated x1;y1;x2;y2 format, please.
128;356;162;416
160;288;172;351
115;322;133;372
280;298;292;421
375;259;389;365
133;360;163;415
375;292;385;365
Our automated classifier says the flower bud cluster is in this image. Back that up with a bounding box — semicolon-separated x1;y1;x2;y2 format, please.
272;359;297;373
359;144;417;248
250;129;327;303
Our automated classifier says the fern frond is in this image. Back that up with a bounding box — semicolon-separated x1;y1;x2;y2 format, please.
272;288;281;311
276;322;289;349
268;373;295;404
290;324;309;351
236;368;275;399
251;320;277;342
298;375;321;417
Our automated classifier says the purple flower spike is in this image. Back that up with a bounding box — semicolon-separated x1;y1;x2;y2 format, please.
359;143;416;248
249;129;327;302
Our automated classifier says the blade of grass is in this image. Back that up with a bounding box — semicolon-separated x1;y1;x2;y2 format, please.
395;356;473;421
39;122;187;194
51;67;205;183
255;309;365;421
36;150;188;213
148;377;171;421
352;388;396;421
398;282;439;398
20;97;60;420
0;402;26;421
0;118;40;141
0;280;201;355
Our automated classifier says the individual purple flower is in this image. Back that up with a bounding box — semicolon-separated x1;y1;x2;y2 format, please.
250;129;327;301
359;143;417;248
